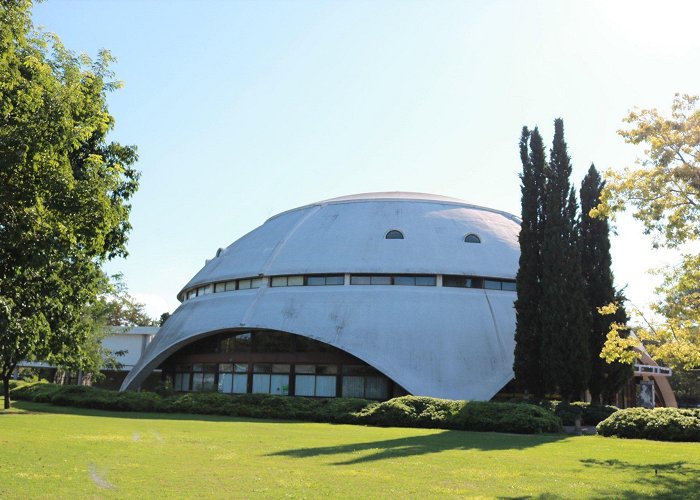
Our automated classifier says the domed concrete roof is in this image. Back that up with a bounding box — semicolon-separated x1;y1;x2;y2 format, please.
122;193;521;400
179;192;520;300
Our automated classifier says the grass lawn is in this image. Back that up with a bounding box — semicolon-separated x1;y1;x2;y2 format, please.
2;398;699;499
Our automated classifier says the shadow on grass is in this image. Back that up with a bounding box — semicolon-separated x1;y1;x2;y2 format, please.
581;458;700;499
268;430;567;464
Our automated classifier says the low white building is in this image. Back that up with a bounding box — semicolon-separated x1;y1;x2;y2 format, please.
18;325;159;389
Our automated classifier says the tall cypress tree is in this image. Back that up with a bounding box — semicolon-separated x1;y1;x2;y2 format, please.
580;164;631;403
540;119;591;401
514;127;547;397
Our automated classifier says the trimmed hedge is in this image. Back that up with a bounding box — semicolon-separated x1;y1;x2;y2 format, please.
545;401;619;426
596;407;700;442
11;384;562;434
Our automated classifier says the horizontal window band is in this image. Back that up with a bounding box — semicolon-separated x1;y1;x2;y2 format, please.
183;273;516;301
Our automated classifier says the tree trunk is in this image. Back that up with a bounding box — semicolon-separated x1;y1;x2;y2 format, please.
3;375;10;410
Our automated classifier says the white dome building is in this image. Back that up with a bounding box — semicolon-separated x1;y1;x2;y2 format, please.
121;192;521;401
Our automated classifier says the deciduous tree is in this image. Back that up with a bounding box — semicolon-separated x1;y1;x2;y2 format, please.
597;94;700;371
0;0;139;408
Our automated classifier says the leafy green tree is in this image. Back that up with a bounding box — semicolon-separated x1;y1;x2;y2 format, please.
0;0;139;408
159;312;171;327
540;119;591;401
579;165;632;402
599;94;700;247
597;94;700;371
99;275;156;328
514;127;547;397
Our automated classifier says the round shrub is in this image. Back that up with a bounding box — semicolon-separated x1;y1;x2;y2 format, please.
451;401;562;434
597;407;700;442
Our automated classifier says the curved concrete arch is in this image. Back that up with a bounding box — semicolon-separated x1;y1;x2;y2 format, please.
122;193;520;400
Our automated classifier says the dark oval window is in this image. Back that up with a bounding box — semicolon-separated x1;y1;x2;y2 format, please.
464;233;481;243
385;230;404;240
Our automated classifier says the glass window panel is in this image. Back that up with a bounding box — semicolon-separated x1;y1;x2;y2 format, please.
218;373;233;393
484;280;502;290
234;363;248;373
342;376;365;398
232;374;248;393
219;363;233;373
225;281;237;291
325;275;344;285
219;337;233;353
192;373;204;391
350;275;371;285
295;375;315;396
464;233;481;243
466;278;484;288
175;373;190;392
393;276;415;286
187;290;195;300
254;363;272;373
316;365;337;375
385;230;404;239
202;373;216;391
252;374;270;393
370;276;392;285
416;276;436;286
270;375;289;395
270;276;287;287
287;276;304;286
442;275;465;288
315;376;337;397
202;285;212;295
295;335;339;353
365;376;389;400
502;281;517;291
202;363;217;372
295;364;315;374
253;331;292;353
175;364;191;372
306;276;325;286
183;374;192;391
192;363;203;372
272;364;290;373
251;278;263;288
342;365;372;376
233;333;252;352
214;282;226;293
238;279;252;289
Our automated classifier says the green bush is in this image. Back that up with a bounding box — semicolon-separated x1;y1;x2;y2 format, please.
11;383;562;434
11;382;63;403
354;396;459;428
550;401;619;426
451;401;562;434
597;407;700;442
354;396;561;434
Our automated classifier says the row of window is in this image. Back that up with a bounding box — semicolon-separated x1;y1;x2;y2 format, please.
180;331;346;356
443;275;517;291
183;273;516;300
385;230;481;243
171;363;390;399
186;277;264;300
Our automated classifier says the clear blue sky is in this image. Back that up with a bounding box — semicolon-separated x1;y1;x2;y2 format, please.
33;0;700;318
